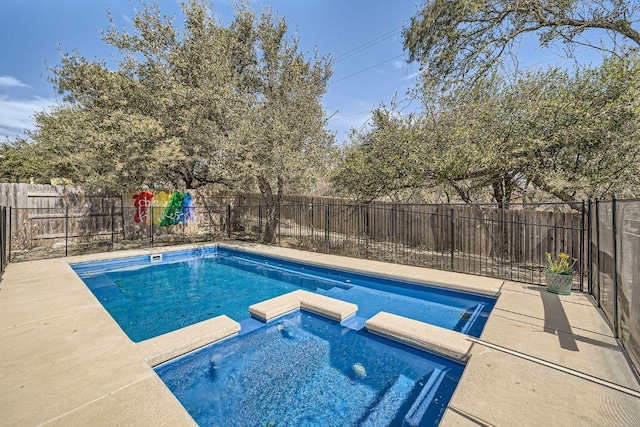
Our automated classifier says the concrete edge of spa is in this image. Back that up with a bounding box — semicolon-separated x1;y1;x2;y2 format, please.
137;315;240;367
250;291;472;363
1;241;639;426
365;311;472;363
248;289;358;322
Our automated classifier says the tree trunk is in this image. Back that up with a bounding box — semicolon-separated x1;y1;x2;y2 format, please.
491;173;513;209
491;173;514;260
257;175;283;244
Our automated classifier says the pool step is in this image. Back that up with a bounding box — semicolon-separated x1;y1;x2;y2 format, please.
361;374;415;426
341;315;366;331
404;368;447;426
238;317;265;335
460;303;485;335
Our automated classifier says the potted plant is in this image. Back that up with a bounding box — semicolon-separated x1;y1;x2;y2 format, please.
545;252;577;295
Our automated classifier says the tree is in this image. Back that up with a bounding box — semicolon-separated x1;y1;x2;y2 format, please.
404;0;640;85
346;0;640;206
515;54;640;200
24;0;333;242
332;108;441;203
43;0;252;191
0;139;49;183
226;8;335;242
333;74;525;205
333;55;640;204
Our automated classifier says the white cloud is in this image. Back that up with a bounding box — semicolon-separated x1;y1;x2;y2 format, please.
0;96;56;140
402;70;422;81
330;110;372;130
393;60;404;69
0;76;29;88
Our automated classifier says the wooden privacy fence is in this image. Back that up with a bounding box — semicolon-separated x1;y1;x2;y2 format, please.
0;183;121;256
2;186;587;289
283;202;583;265
271;200;585;287
228;196;583;265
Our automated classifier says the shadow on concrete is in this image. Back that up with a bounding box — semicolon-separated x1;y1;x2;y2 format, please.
491;311;621;352
538;288;580;351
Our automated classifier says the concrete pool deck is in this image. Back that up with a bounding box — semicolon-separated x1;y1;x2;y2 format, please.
0;242;638;426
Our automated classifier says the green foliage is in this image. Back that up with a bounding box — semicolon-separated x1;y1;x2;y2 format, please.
404;0;640;86
332;108;434;202
511;55;640;200
20;0;333;197
545;252;577;274
342;0;640;204
333;55;640;203
0;139;49;183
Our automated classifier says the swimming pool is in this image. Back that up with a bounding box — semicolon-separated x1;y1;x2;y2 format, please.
155;310;464;427
72;246;495;342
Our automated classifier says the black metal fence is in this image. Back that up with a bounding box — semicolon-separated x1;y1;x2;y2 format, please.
6;199;586;287
589;198;640;374
275;201;587;289
1;196;638;372
0;206;7;272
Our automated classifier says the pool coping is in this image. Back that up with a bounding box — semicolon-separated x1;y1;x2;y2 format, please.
218;242;504;298
365;311;473;363
137;315;240;367
248;289;358;322
1;242;638;426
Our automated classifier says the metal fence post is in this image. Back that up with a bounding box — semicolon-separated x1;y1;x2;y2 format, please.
309;199;314;238
1;207;6;270
357;204;361;257
439;203;444;269
110;204;115;249
579;200;585;291
65;205;69;257
3;206;6;269
587;199;592;294
227;204;232;238
150;205;154;247
325;204;330;252
2;207;6;269
121;202;126;241
500;203;505;278
450;207;455;270
182;210;186;243
611;195;619;338
392;204;397;256
8;206;12;263
595;198;601;307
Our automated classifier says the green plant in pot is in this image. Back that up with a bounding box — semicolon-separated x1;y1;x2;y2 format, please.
545;252;577;295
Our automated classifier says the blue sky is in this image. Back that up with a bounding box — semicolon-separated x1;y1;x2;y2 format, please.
0;0;608;144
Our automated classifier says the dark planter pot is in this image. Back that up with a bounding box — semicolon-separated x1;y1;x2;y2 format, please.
546;272;573;295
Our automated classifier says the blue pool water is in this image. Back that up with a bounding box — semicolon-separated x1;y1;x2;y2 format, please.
72;246;495;342
155;311;464;427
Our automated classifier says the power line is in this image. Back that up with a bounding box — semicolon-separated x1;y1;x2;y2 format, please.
331;54;404;85
334;21;408;63
329;109;371;122
334;30;401;63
